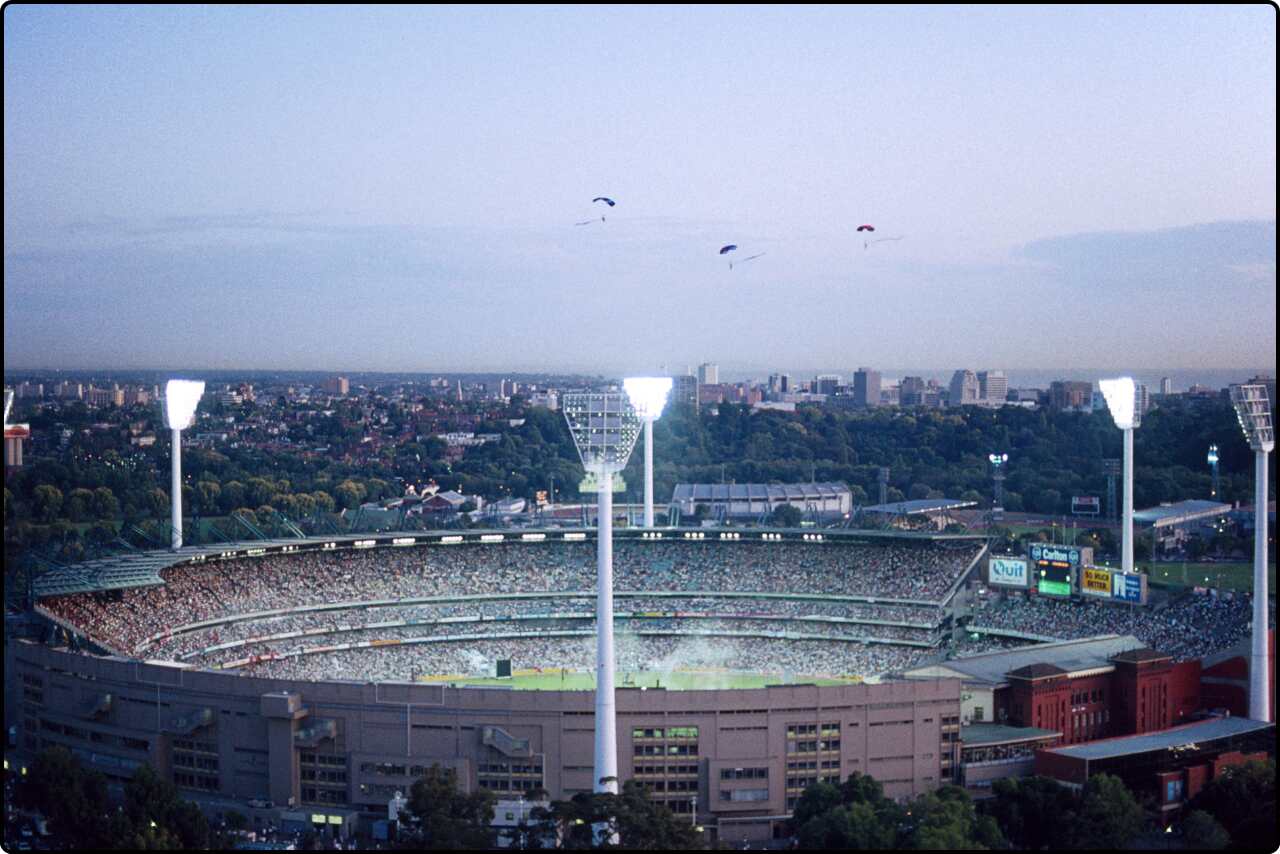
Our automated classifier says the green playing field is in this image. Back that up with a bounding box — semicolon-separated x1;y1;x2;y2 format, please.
418;669;863;691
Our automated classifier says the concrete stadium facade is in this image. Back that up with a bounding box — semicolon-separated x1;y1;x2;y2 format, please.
5;641;960;843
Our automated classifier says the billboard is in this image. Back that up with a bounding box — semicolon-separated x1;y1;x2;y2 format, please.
1030;544;1078;597
988;557;1029;588
1081;567;1112;598
1112;572;1145;604
1072;496;1101;516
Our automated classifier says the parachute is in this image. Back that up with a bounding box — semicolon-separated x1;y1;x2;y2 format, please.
575;197;616;225
719;244;764;269
856;225;875;232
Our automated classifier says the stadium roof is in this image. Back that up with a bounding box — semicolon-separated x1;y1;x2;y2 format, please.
1040;715;1273;761
32;538;315;597
671;482;850;502
862;498;978;515
1133;499;1232;528
904;634;1147;686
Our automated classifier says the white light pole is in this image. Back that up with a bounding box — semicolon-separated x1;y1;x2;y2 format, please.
623;378;672;528
1100;378;1141;574
1230;383;1274;723
563;393;640;797
162;380;205;551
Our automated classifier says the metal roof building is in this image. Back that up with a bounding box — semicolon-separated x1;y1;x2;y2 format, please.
1133;499;1233;529
669;482;852;519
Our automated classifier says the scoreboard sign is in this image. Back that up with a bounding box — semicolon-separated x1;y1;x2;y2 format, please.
1030;544;1079;597
1072;496;1101;516
1081;567;1113;598
988;557;1029;588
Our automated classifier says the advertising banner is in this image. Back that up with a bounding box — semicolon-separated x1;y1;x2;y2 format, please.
1081;567;1112;597
1112;572;1144;603
988;557;1029;588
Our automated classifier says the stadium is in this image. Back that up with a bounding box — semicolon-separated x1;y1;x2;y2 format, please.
7;527;989;841
7;522;1272;844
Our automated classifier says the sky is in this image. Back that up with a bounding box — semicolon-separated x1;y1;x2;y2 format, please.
3;5;1276;376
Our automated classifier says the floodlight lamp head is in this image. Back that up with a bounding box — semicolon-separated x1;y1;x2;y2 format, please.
1207;445;1219;465
1229;384;1275;452
163;379;205;430
562;392;641;475
988;453;1008;466
623;377;673;420
1099;377;1139;429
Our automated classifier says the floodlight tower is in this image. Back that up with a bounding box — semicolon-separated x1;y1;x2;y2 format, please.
1207;444;1221;499
1229;383;1274;723
563;392;641;794
1099;378;1142;574
988;453;1009;510
162;379;205;551
623;378;672;528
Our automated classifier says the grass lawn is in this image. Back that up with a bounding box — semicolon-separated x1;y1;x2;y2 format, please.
417;668;862;691
1140;561;1277;592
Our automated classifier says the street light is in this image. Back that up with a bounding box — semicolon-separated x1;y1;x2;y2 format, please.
563;393;641;797
623;377;673;528
1229;383;1273;723
1099;377;1141;574
162;379;205;551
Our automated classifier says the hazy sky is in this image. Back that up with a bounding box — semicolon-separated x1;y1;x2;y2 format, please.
4;5;1276;375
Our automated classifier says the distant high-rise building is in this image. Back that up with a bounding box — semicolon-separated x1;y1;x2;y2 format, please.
85;385;124;408
672;375;698;412
977;370;1008;405
815;374;841;396
698;363;719;385
1136;383;1151;418
1048;380;1093;411
900;376;927;406
1160;377;1173;396
949;370;979;406
852;367;881;408
324;376;349;396
57;381;83;400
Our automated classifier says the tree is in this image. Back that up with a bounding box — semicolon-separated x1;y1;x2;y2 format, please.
1180;810;1229;850
1187;759;1276;851
771;504;803;528
33;484;63;523
92;486;120;520
1064;773;1144;850
66;487;96;522
16;746;112;848
147;488;169;518
399;764;495;849
983;775;1078;850
528;783;703;850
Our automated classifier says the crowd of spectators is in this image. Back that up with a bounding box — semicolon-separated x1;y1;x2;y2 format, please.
239;634;934;684
42;540;977;655
968;590;1275;662
143;594;942;660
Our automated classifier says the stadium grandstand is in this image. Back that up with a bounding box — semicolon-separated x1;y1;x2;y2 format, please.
7;526;1273;843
